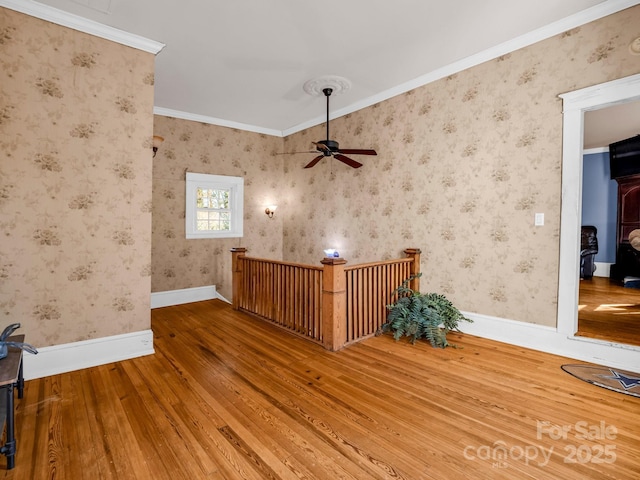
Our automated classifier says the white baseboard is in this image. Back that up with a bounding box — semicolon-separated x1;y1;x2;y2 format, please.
22;302;637;381
23;329;154;380
151;285;218;308
460;311;640;372
217;292;231;304
593;262;612;278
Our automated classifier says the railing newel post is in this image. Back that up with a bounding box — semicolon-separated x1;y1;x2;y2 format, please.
230;247;247;310
404;248;422;292
320;257;348;351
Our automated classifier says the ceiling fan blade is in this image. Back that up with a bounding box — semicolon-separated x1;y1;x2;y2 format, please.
304;155;324;169
337;148;377;156
275;150;317;155
334;154;363;169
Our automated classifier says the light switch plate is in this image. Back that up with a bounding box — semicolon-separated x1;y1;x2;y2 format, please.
535;213;544;226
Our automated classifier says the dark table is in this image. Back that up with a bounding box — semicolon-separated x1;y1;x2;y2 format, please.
0;334;25;470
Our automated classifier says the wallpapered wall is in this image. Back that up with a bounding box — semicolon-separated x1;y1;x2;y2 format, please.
151;7;639;328
151;116;283;300
282;6;640;327
0;9;155;347
4;6;634;353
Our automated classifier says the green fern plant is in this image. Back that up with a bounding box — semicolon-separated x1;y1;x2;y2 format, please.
379;273;472;348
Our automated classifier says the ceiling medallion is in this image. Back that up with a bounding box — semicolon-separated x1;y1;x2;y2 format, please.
303;75;352;96
630;37;640;56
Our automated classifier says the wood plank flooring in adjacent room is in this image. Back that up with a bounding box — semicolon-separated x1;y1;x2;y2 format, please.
4;300;639;479
578;276;640;347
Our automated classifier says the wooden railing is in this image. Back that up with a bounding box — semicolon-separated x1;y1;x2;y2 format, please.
344;254;417;345
233;255;324;343
231;248;421;351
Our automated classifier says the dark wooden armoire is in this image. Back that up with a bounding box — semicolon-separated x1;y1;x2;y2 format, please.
610;175;640;279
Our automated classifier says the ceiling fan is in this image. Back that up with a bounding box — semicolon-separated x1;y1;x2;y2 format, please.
299;87;377;169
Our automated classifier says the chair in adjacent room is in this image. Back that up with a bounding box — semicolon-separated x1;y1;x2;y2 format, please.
580;225;598;279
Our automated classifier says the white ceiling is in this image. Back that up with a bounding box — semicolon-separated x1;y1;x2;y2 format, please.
584;100;640;149
16;0;639;141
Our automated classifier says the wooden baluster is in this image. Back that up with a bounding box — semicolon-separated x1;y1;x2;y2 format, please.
321;256;347;351
230;247;247;310
404;248;422;292
315;269;322;339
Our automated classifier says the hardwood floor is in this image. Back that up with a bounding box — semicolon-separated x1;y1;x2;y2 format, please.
578;276;640;346
3;300;639;479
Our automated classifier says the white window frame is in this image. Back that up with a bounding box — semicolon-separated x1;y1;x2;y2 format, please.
185;172;244;239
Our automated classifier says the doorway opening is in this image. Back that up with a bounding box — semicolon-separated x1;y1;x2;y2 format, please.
558;73;640;344
577;101;640;346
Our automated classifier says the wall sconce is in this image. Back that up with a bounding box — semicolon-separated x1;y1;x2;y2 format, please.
265;205;277;218
152;135;164;157
323;248;340;258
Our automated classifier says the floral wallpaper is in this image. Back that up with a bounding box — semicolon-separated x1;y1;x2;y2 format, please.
0;8;155;347
7;3;635;350
281;6;640;327
152;116;283;300
152;6;639;329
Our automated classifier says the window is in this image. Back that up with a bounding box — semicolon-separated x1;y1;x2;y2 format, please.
185;172;243;239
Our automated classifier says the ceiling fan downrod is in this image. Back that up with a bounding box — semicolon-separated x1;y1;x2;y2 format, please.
323;87;332;143
301;82;376;168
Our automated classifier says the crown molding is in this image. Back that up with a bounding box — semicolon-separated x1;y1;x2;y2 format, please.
5;0;634;135
583;147;610;155
154;107;284;137
0;0;165;54
282;0;640;136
